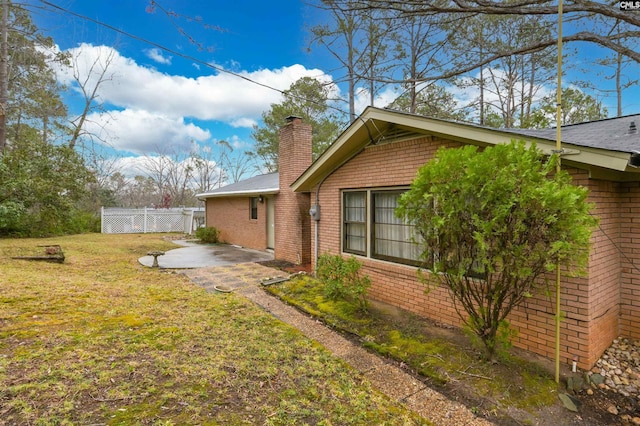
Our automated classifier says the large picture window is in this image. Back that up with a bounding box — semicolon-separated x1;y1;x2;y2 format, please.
342;188;421;266
343;191;366;255
372;191;421;265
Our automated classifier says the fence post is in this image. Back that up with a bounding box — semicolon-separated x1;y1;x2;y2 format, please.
183;209;194;234
101;206;104;234
144;207;148;233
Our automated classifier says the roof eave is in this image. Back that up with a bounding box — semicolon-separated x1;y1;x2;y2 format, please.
291;107;637;191
196;188;279;200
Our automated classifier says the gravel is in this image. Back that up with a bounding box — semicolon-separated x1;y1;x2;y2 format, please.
590;338;640;398
587;338;640;424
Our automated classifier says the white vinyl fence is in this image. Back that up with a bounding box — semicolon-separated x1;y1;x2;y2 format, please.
101;207;205;235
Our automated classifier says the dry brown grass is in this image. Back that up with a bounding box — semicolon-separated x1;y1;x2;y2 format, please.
0;233;427;425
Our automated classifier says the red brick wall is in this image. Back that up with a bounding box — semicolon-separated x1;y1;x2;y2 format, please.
584;177;621;367
310;136;625;369
312;137;467;337
204;196;268;251
507;172;621;368
276;117;312;264
620;182;640;339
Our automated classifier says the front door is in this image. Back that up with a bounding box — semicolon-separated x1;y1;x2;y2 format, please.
266;197;275;249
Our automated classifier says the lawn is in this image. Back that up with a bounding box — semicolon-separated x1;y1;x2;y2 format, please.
0;233;427;425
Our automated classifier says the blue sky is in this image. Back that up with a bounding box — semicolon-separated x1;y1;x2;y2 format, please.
26;0;346;176
24;1;640;179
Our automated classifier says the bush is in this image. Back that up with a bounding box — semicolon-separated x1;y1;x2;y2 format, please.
397;141;597;360
316;253;371;311
66;210;101;234
195;226;220;244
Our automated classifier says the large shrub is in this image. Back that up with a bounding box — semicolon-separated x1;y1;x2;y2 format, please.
0;138;95;237
397;141;597;360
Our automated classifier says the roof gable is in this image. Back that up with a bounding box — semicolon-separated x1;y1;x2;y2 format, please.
291;107;640;192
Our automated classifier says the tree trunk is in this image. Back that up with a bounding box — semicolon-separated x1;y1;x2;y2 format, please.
0;0;8;153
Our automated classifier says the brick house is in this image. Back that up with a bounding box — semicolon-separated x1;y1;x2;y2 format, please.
197;116;311;265
200;107;640;369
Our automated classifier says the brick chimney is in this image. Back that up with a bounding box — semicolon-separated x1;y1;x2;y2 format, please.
275;116;312;265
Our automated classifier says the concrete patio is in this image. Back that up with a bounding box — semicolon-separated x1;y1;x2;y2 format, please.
138;240;274;269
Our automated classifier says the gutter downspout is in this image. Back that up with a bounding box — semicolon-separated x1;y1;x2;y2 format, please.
312;117;378;272
312;151;363;272
313;176;327;273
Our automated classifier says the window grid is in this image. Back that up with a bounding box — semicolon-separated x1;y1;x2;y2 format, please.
342;188;421;267
250;197;259;220
371;191;421;266
343;191;367;255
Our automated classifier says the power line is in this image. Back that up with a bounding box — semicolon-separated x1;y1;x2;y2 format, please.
33;0;354;121
36;0;286;94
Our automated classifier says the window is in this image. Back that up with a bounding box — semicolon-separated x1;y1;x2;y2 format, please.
342;189;421;266
250;197;259;220
372;191;421;265
343;191;366;255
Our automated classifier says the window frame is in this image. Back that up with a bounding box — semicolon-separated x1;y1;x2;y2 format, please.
342;190;367;256
371;189;422;267
341;187;421;267
249;197;259;220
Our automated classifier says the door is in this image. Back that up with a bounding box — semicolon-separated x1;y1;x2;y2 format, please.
266;197;275;249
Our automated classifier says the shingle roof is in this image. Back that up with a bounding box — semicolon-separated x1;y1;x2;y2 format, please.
292;107;640;192
196;172;279;198
512;114;640;153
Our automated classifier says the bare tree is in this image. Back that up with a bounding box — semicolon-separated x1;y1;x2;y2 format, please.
310;2;366;122
141;151;173;206
359;11;395;107
391;4;449;114
165;153;195;206
451;13;557;128
67;45;117;149
142;148;199;207
575;19;639;117
122;175;157;208
191;141;228;193
333;0;640;79
223;150;259;184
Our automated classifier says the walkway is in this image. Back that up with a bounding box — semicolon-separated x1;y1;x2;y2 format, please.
180;263;494;426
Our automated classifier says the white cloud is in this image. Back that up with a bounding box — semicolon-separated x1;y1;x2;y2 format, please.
227;135;253;150
56;44;328;126
52;43;333;155
230;117;257;128
83;109;211;155
112;155;153;178
145;48;172;65
353;85;401;115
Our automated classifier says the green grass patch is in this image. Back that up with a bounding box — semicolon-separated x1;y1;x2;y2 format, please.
267;274;559;416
